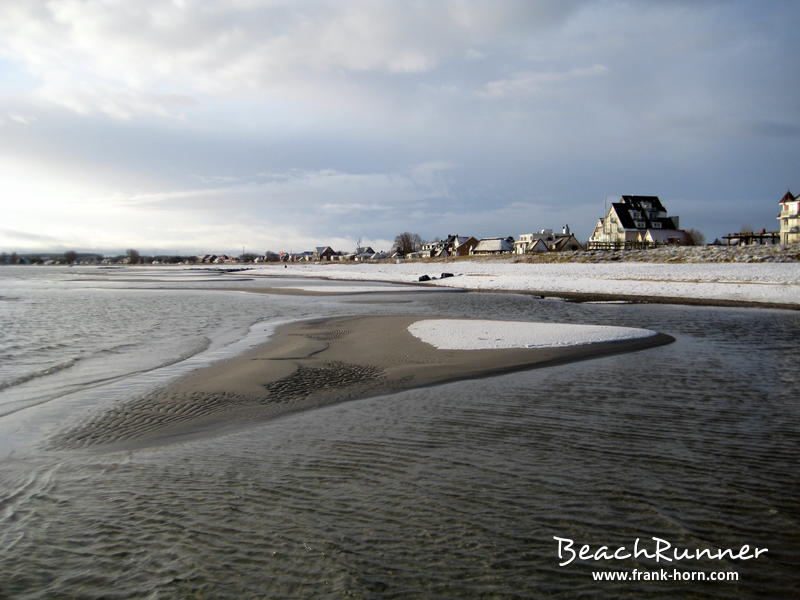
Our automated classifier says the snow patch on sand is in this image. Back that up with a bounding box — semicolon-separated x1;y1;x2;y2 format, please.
283;285;435;293
407;319;657;350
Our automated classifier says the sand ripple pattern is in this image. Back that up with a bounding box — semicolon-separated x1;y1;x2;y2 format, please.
263;361;384;403
50;360;386;449
301;328;350;341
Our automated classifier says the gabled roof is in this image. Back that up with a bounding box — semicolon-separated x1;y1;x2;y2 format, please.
473;238;513;252
779;189;795;203
454;236;478;248
551;234;584;251
612;201;677;230
620;195;667;212
529;239;549;252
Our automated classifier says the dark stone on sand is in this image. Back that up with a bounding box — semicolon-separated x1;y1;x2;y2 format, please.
418;274;431;281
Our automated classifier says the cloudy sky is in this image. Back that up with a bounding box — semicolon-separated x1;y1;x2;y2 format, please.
1;0;798;254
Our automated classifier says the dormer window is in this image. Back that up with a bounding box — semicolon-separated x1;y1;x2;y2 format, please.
652;222;662;229
635;221;646;228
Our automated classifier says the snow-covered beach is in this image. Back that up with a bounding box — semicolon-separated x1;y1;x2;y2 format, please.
249;259;800;308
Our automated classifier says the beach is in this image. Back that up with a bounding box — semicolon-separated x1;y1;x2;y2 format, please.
51;314;670;451
245;258;800;309
1;266;798;599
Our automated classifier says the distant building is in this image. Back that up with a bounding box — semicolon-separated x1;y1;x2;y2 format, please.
452;236;479;256
588;195;691;250
313;246;336;261
777;189;800;245
514;225;584;254
421;234;477;258
471;237;514;255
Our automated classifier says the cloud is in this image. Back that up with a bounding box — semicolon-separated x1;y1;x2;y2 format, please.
0;162;459;252
8;113;37;125
0;0;798;248
0;0;587;119
479;64;608;98
0;228;61;244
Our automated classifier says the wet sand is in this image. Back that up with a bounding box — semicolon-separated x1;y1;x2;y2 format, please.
50;315;673;452
145;285;463;296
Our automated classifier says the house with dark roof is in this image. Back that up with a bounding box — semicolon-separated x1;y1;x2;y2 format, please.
588;195;691;249
777;189;800;245
313;246;337;261
452;236;479;256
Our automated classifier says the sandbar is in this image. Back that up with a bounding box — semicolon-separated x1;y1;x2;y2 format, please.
50;315;673;451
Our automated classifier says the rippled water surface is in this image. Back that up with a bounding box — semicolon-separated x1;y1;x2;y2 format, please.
1;266;798;599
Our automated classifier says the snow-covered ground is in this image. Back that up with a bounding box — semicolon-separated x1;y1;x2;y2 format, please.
281;284;434;293
407;319;656;350
250;260;800;305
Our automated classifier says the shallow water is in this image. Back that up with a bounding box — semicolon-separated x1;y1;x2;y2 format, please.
0;266;798;598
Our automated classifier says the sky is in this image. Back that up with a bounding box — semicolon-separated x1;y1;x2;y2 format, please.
1;0;798;255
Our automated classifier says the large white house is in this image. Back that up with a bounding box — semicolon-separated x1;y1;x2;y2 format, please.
588;195;691;249
777;190;800;245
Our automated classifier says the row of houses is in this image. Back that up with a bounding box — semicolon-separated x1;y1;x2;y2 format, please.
297;194;689;260
416;228;584;258
287;246;389;262
265;191;797;262
294;228;584;262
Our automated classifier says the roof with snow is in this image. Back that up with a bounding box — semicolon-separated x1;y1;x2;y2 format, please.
473;238;513;253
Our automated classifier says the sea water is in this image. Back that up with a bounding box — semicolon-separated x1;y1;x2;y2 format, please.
0;265;798;598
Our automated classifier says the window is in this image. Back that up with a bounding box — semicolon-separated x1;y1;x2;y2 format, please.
652;222;662;229
635;221;646;228
629;210;641;218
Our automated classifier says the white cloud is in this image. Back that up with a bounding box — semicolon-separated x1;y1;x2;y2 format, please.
0;160;457;252
0;0;586;119
8;113;37;125
479;64;608;98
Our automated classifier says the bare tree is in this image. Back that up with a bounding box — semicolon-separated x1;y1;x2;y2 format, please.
393;232;422;256
64;250;78;265
127;249;141;264
685;228;705;246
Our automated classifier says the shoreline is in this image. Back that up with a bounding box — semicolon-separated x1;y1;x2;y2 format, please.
50;315;673;452
246;273;800;310
240;264;800;310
